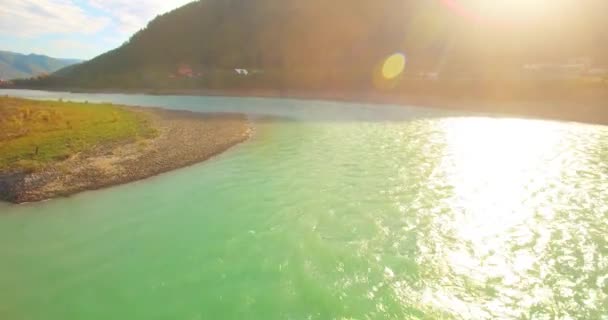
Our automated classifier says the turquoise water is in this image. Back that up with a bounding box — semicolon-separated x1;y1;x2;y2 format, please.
1;90;607;319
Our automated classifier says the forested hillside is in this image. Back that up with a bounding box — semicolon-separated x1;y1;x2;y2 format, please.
11;0;608;91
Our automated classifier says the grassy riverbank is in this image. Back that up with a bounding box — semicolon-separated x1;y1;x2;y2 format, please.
0;97;251;203
0;97;155;172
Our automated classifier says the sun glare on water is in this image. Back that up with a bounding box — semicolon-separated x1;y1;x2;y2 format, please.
440;117;566;236
421;117;578;317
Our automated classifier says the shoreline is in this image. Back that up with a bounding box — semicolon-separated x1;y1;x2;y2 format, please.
0;107;252;204
7;86;608;126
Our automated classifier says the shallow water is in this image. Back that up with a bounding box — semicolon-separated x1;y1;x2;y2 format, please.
1;90;607;319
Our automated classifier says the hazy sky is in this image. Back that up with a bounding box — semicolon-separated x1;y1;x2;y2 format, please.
0;0;193;60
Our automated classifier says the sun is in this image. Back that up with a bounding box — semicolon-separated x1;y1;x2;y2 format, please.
477;0;546;18
441;0;552;24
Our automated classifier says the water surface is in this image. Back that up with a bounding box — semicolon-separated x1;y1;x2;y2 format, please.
1;90;607;319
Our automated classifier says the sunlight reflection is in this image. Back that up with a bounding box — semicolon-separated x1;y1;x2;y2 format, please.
441;117;565;238
421;117;571;318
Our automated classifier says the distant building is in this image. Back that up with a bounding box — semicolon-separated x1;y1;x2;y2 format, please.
568;57;592;66
178;64;194;77
587;68;608;76
235;69;249;75
524;63;586;79
417;71;439;80
523;56;593;79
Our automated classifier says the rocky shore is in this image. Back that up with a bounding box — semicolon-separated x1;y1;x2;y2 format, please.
0;107;251;204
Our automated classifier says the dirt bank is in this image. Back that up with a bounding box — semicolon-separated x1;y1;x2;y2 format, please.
0;107;251;204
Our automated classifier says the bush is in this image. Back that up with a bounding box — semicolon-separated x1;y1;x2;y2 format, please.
10;115;23;128
38;111;51;122
14;160;43;174
20;107;32;120
136;138;150;152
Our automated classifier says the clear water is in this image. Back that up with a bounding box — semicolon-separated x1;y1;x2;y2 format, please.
1;90;607;320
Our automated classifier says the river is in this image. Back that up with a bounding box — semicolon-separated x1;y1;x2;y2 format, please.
1;90;607;319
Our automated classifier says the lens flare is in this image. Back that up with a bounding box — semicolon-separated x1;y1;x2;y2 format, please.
381;53;406;80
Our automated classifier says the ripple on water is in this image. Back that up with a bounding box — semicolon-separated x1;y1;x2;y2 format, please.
0;93;607;319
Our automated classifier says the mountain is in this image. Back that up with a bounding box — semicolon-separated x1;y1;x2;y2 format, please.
0;51;82;80
13;0;608;90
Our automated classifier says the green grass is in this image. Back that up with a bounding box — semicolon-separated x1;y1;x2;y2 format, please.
0;96;156;172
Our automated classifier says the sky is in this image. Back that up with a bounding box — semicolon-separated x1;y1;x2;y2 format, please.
0;0;194;60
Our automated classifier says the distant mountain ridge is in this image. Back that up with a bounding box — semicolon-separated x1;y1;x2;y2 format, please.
0;51;82;80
